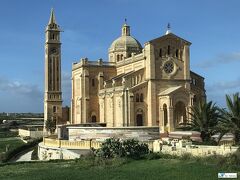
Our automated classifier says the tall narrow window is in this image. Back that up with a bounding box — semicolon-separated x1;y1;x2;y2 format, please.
167;45;170;55
176;49;179;58
53;106;57;113
159;48;162;58
140;93;144;102
136;93;140;102
92;79;95;87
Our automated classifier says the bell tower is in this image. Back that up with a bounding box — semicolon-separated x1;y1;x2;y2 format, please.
44;9;63;126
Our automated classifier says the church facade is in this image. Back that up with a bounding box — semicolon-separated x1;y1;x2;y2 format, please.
71;23;206;132
44;10;206;133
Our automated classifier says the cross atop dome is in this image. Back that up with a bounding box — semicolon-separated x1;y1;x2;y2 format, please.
165;23;172;35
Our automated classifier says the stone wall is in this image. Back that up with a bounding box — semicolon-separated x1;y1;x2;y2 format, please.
152;140;238;156
18;128;43;139
38;142;90;160
65;126;159;141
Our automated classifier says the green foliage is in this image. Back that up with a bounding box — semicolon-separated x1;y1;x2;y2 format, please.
188;101;221;142
217;93;240;144
95;138;149;159
179;153;192;161
0;131;18;138
145;152;161;160
1;138;42;163
45;119;56;134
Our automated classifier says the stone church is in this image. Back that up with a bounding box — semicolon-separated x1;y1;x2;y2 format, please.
44;10;206;133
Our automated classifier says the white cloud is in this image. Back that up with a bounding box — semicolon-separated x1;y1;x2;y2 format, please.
196;52;240;69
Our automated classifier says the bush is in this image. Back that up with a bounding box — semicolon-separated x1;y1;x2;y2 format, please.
95;138;149;159
179;153;192;161
145;152;161;160
224;148;240;168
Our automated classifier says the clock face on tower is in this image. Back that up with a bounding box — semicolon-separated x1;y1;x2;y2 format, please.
163;61;174;74
51;48;58;54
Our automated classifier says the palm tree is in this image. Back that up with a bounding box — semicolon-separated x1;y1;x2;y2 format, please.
188;101;220;142
218;93;240;144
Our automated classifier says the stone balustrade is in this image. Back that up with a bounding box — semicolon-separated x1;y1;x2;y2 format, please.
43;137;153;150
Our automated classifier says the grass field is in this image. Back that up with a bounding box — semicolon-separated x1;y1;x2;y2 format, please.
0;138;24;154
0;158;238;180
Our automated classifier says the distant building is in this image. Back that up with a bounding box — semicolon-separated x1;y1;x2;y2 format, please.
44;10;206;133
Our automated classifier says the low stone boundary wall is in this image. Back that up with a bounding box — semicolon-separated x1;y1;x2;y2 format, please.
43;137;154;150
39;137;154;160
19;129;43;139
152;140;238;156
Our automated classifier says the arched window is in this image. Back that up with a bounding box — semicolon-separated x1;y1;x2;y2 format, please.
117;55;120;62
53;106;57;113
163;104;168;126
121;54;123;60
136;93;140;102
159;48;162;57
167;45;170;55
140;93;144;102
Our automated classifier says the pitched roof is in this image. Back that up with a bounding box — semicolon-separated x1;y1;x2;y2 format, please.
147;33;191;45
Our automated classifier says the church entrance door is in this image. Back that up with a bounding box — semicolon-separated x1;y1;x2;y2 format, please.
91;115;96;123
136;114;143;126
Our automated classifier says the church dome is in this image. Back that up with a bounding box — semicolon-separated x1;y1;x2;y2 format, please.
109;34;142;52
108;23;142;62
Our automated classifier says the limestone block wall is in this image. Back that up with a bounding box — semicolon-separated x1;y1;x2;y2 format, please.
152;140;238;156
38;142;89;160
67;126;159;141
18;129;43;139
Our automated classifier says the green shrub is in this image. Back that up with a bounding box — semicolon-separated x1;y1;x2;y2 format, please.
95;138;149;159
146;152;161;160
179;153;192;161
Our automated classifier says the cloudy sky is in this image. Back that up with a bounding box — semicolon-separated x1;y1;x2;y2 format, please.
0;0;239;112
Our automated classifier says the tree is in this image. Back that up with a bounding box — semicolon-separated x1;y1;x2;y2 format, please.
45;118;56;134
218;93;240;144
188;101;220;142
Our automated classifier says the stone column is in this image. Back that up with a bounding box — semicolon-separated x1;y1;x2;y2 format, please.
129;94;135;126
168;107;174;132
99;96;105;123
183;45;190;82
159;107;165;132
83;69;89;123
